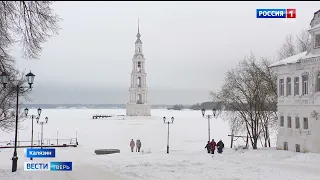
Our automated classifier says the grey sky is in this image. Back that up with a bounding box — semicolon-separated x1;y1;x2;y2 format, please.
13;1;320;104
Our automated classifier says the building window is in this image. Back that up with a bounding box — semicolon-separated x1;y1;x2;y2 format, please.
286;77;291;96
280;116;284;127
315;34;320;48
303;117;308;129
283;142;288;150
287;116;292;128
138;47;141;52
137;62;141;72
279;79;284;96
294;77;299;95
295;144;300;152
137;77;141;87
302;75;308;95
295;117;300;129
317;72;320;92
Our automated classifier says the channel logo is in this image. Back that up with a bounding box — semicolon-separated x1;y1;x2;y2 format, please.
256;9;296;18
24;162;50;171
25;148;56;158
24;162;72;171
50;162;72;171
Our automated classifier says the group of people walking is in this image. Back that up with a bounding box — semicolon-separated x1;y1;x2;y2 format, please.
129;138;224;154
205;139;224;154
130;139;142;152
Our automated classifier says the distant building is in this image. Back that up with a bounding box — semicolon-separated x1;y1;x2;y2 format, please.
126;20;151;116
269;10;320;153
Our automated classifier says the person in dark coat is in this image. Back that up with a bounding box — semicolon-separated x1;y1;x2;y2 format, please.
130;139;135;152
136;139;142;152
210;139;216;154
204;141;211;153
217;139;224;154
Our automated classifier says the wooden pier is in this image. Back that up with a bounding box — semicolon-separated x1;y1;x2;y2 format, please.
92;114;113;119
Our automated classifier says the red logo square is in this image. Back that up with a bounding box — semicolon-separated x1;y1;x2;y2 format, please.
287;9;296;18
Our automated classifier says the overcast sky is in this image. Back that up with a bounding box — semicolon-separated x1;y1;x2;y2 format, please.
13;1;320;105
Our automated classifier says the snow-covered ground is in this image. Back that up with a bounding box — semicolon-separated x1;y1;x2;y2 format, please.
0;109;320;180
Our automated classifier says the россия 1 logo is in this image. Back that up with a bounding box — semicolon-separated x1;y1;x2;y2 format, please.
256;9;296;18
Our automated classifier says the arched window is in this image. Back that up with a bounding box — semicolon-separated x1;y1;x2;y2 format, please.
137;62;141;72
302;74;309;95
317;72;320;92
138;47;141;53
137;94;142;104
137;77;141;87
286;77;291;96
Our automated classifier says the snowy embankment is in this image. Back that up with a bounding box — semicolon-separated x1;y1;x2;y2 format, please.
0;109;320;180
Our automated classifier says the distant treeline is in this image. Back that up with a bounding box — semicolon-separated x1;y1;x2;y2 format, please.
167;101;223;110
168;101;277;111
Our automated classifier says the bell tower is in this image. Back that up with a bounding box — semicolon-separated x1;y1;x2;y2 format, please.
126;19;151;116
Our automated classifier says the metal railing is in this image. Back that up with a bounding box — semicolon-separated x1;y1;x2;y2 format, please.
0;138;78;147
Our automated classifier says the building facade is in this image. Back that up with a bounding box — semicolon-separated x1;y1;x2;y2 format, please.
126;22;151;116
269;10;320;153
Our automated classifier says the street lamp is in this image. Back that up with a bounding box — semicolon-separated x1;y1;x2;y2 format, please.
163;116;174;154
24;107;42;160
0;70;35;172
201;108;217;142
37;116;49;149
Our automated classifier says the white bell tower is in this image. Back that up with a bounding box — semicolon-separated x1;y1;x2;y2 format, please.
126;19;151;116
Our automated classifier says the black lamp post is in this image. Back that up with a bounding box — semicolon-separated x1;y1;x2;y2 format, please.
24;107;42;160
201;108;217;142
0;70;35;172
37;116;49;149
163;116;174;154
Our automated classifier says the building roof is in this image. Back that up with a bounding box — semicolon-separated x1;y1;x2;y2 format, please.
268;51;307;68
135;38;142;44
309;23;320;31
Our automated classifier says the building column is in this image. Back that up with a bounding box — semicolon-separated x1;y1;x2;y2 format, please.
132;62;134;72
300;76;303;95
131;74;133;87
142;62;144;72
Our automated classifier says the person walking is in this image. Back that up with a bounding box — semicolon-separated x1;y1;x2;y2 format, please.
210;139;216;154
217;139;225;154
136;139;142;152
205;141;211;153
130;139;135;152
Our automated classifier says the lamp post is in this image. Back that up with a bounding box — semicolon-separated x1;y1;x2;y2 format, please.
37;116;49;149
24;107;42;160
56;128;59;145
163;116;174;154
201;108;217;142
0;70;35;172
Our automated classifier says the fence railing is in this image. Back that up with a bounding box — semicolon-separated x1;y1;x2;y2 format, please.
0;138;78;147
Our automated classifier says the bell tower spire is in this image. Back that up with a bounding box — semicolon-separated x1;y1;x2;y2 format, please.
137;18;141;39
135;18;142;44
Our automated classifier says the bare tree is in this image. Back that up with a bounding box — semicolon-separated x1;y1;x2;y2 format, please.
0;1;60;131
211;53;277;149
296;29;311;53
277;29;311;60
277;35;297;60
252;58;278;147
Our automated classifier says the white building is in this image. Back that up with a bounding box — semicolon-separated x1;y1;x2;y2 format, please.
126;22;151;116
269;10;320;153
